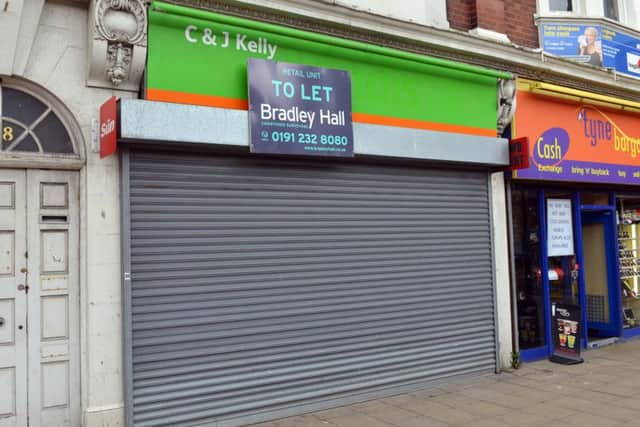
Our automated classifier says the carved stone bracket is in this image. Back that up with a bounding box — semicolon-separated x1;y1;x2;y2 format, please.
88;0;148;91
497;78;516;137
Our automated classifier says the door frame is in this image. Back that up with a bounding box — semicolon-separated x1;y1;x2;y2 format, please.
1;78;87;426
517;189;624;362
580;205;623;339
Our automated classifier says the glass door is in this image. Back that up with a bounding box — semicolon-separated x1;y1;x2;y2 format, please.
544;192;581;357
547;254;579;307
581;209;621;337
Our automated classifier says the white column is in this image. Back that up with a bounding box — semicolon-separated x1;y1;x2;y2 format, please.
491;172;514;370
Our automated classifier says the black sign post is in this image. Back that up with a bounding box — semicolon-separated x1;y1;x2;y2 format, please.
248;58;353;157
550;303;584;364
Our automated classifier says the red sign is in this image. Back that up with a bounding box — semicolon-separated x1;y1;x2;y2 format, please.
507;136;530;170
100;96;117;158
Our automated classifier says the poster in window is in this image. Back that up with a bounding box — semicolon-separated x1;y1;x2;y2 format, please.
547;199;574;257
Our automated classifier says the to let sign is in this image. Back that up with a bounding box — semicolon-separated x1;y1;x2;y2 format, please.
100;96;117;158
248;58;353;157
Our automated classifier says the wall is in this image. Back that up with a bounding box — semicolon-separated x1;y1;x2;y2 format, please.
325;0;450;28
7;2;128;425
447;0;539;47
504;0;538;47
447;0;477;31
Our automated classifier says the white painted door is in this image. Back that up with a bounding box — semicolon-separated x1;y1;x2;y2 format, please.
0;170;27;427
0;170;79;427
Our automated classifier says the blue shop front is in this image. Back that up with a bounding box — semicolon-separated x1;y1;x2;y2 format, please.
509;79;640;362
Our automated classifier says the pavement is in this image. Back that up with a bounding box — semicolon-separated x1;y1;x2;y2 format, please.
249;339;640;427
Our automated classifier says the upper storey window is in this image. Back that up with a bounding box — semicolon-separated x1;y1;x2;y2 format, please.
604;0;619;21
537;0;640;78
550;0;573;12
541;0;637;25
538;0;639;23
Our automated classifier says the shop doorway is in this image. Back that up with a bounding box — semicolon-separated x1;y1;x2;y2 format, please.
581;209;621;338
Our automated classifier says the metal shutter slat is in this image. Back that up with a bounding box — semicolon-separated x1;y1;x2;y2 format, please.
126;150;496;427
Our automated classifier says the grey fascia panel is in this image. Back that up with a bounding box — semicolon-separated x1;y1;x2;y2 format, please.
354;123;508;166
120;99;248;147
119;100;508;165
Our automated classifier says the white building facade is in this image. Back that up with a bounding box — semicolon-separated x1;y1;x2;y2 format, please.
1;1;145;425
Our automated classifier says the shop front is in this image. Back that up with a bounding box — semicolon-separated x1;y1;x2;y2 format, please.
114;2;511;426
510;79;640;363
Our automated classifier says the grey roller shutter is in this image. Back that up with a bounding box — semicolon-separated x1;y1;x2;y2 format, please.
126;149;496;427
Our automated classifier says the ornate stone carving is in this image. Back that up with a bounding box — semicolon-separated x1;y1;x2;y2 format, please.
106;42;133;86
88;0;147;90
497;78;516;137
96;0;146;45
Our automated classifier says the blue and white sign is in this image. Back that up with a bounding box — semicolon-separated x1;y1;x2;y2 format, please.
604;26;640;78
248;58;353;157
541;24;603;66
540;22;640;78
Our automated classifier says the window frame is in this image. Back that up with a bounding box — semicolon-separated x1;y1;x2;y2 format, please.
0;77;85;169
603;0;620;21
548;0;574;13
1;85;77;155
537;0;631;25
538;0;583;16
536;0;640;26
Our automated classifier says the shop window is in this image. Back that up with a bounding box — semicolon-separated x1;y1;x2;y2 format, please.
545;191;579;306
549;0;573;11
617;197;640;331
512;188;546;350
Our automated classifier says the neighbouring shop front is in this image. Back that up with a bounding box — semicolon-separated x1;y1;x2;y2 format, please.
115;2;511;426
510;79;640;363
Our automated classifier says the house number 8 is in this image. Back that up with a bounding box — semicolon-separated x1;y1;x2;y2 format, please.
2;126;13;142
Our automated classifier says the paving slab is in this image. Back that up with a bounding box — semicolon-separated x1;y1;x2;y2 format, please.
248;339;640;427
556;412;621;427
392;399;480;425
494;411;549;427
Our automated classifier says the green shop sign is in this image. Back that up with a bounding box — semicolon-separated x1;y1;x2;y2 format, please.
147;1;510;137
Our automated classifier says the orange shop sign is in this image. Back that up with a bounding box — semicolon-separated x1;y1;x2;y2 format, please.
513;90;640;185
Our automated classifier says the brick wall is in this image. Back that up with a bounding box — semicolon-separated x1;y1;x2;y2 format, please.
504;0;538;48
477;0;507;34
447;0;476;30
446;0;539;48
